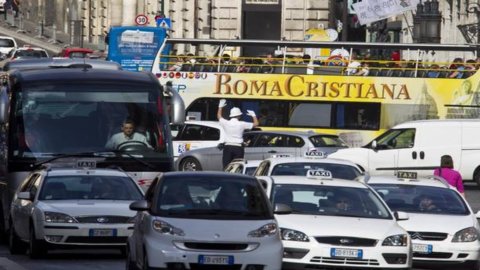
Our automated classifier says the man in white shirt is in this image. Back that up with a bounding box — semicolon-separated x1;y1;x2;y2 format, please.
105;119;152;150
217;99;259;169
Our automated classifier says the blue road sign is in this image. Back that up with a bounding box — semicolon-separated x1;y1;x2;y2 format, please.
156;17;171;29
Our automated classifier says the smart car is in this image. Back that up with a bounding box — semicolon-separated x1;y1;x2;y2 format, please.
259;169;412;269
368;172;480;269
8;161;144;258
126;171;283;270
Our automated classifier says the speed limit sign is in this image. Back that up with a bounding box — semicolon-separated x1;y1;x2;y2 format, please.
135;14;149;26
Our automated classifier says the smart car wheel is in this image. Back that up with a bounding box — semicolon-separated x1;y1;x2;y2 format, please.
29;225;46;259
8;223;25;255
180;157;202;171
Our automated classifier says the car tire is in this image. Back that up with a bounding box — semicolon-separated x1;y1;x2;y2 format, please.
180;157;202;171
8;223;25;255
125;245;137;270
29;225;46;259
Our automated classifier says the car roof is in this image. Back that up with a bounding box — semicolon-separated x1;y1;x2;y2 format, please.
261;156;359;167
245;130;337;137
266;175;369;189
4;58;121;71
365;174;454;189
164;171;258;181
41;167;131;177
230;159;262;166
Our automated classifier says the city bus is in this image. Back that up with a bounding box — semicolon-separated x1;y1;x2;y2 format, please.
151;38;480;147
0;65;185;237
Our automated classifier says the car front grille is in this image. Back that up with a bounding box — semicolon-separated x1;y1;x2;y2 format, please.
310;256;380;266
315;236;378;247
413;252;453;259
74;216;131;224
65;236;128;244
408;231;448;241
183;242;249;250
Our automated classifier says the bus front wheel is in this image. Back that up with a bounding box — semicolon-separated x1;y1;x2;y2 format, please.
180;157;202;171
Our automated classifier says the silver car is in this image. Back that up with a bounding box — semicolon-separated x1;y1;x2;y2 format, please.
175;130;349;171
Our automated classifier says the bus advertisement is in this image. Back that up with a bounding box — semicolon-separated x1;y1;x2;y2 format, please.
151;38;480;147
107;26;170;72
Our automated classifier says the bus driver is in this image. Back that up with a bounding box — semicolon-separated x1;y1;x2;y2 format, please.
105;119;152;149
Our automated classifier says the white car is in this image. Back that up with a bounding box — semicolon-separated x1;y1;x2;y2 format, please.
9;163;144;258
259;170;412;269
5;45;49;61
368;172;480;269
224;159;262;175
253;152;364;180
171;120;225;160
0;36;17;56
126;171;283;270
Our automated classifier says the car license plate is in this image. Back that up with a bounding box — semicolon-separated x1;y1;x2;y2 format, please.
331;248;363;259
198;255;234;265
89;229;117;237
412;243;432;253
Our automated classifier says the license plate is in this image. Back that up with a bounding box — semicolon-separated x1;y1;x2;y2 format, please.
89;229;117;237
412;243;432;253
331;248;363;259
198;255;234;265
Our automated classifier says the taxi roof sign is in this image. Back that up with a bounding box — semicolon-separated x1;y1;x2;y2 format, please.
306;169;333;180
396;171;417;179
304;150;326;158
76;160;96;169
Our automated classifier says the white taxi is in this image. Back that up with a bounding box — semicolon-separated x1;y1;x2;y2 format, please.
224;159;262;176
9;162;144;258
259;169;412;269
254;152;363;180
171;121;225;160
367;172;480;269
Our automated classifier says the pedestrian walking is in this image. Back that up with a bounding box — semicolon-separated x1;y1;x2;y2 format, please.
217;99;258;169
433;155;465;196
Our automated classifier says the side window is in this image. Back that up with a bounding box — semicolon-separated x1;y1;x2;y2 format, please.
29;175;42;197
286;135;304;147
181;125;202;140
393;129;415;149
19;174;39;192
244;134;257;147
201;127;220;141
374;128;415;150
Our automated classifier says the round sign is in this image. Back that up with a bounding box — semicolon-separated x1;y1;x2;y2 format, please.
135;14;149;25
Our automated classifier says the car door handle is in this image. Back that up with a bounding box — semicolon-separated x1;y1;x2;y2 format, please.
412;151;417;159
420;151;425;159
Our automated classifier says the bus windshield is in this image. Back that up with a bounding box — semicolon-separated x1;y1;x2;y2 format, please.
10;82;169;159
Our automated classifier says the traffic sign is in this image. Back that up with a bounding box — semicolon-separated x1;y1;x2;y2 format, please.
135;14;149;26
156;17;171;29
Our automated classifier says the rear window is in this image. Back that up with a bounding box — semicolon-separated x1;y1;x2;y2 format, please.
309;135;348;147
0;39;14;47
15;50;48;58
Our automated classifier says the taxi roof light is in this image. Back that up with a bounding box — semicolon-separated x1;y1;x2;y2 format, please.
306;169;333;180
304;150;326;159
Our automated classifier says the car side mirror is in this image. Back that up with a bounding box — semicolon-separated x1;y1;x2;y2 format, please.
17;191;33;201
371;140;377;149
476;210;480;219
129;200;149;211
394;211;409;221
274;203;292;215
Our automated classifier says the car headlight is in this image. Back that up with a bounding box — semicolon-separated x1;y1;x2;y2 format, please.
44;212;77;223
280;228;309;242
248;223;278;238
452;227;479;242
152;220;185;236
382;234;408;246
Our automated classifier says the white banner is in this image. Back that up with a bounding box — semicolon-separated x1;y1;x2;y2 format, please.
353;0;420;25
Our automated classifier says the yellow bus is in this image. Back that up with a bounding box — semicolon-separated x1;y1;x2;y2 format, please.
152;38;480;147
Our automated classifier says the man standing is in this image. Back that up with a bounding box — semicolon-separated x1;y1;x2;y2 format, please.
217;99;258;169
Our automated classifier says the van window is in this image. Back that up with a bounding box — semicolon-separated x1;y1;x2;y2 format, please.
369;128;415;150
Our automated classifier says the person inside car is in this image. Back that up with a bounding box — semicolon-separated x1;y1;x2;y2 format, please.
105;118;152;150
417;195;438;212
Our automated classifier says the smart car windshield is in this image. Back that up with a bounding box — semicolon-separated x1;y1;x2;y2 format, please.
155;175;272;220
371;184;469;215
272;185;391;219
38;174;144;200
271;162;361;179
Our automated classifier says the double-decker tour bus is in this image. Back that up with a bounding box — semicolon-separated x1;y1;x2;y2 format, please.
0;65;184;236
151;38;480;147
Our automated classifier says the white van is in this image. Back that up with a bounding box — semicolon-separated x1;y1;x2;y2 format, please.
329;119;480;185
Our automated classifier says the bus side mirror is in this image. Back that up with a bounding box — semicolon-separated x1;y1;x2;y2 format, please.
164;83;185;125
0;85;8;124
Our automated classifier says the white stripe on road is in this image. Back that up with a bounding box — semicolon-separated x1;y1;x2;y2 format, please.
0;258;27;270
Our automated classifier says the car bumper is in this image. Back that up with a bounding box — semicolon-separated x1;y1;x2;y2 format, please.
144;237;283;269
282;242;411;269
40;223;134;246
412;240;480;265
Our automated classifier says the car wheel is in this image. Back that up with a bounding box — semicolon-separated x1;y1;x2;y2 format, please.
29;225;46;259
125;245;137;270
180;157;202;171
8;223;25;255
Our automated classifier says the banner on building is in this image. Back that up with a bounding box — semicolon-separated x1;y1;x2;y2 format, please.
353;0;419;25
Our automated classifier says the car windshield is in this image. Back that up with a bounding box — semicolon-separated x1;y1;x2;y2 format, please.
272;184;391;219
309;135;348;147
38;174;143;200
371;184;469;215
271;162;361;179
15;50;48;58
155;175;272;220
